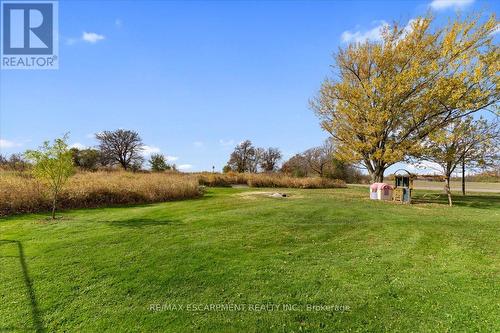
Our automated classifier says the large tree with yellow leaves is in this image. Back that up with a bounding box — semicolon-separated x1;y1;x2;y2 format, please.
312;15;499;182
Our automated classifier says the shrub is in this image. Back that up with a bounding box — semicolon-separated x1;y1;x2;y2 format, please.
70;148;102;171
149;153;172;172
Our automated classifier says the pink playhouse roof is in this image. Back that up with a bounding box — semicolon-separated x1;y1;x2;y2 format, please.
370;183;393;191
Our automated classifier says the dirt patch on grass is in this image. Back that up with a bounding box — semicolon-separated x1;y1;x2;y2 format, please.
236;191;304;200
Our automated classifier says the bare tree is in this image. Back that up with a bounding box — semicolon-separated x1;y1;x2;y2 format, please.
0;153;30;172
227;140;256;172
260;147;282;172
249;147;265;173
281;140;363;182
302;140;334;177
95;129;144;170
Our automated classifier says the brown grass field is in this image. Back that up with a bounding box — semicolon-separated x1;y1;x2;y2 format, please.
0;171;201;216
0;171;345;216
196;172;346;188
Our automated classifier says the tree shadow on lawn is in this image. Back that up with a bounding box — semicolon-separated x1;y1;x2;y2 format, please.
102;217;183;228
412;192;500;209
0;195;210;222
0;240;45;333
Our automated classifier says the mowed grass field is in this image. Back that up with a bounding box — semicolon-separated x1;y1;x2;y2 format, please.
1;187;499;332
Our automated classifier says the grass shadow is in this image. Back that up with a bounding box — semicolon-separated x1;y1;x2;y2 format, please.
102;217;183;228
0;194;208;221
0;240;45;333
412;192;500;209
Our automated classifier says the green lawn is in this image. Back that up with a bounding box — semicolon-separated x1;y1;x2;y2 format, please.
1;187;499;332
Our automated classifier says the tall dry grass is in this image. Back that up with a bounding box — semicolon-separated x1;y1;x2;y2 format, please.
0;171;346;216
197;172;346;189
0;171;202;216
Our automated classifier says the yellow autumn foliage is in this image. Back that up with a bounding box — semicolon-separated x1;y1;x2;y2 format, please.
312;14;499;182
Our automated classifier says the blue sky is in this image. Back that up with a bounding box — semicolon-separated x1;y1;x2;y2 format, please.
1;0;498;173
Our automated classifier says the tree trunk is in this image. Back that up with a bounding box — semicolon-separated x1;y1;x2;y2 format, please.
462;156;466;196
51;193;57;219
444;177;452;207
370;169;385;183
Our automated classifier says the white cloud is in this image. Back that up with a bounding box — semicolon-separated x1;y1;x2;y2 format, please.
193;141;204;147
219;139;235;147
140;146;179;162
0;139;22;149
82;32;105;43
341;21;388;43
341;18;424;45
70;142;87;150
141;145;161;156
166;155;178;162
115;19;122;28
178;164;193;171
429;0;474;11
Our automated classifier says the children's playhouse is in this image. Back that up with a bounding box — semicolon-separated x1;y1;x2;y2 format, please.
369;183;393;201
369;169;415;203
